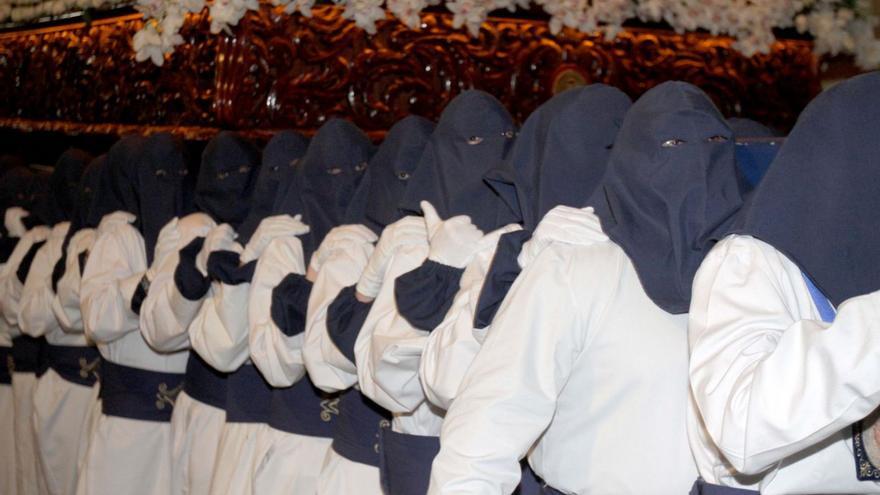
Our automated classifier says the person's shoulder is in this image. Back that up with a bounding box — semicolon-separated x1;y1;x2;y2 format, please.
531;236;626;290
704;234;794;279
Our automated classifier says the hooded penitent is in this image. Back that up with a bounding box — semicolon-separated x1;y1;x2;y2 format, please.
33;148;92;227
398;90;518;232
195;131;262;230
392;91;519;332
87;135;147;228
474;84;632;327
731;71;880;307
344;115;436;235
272;118;374;261
588;81;743;314
137;132;195;264
236;130;309;245
51;155;107;291
0;165;37;260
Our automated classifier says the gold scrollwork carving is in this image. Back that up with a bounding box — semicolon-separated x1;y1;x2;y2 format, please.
0;6;819;136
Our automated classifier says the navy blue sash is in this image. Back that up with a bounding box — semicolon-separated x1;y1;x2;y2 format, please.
183;353;227;410
331;388;391;467
688;479;759;495
0;347;10;384
225;364;272;423
45;344;100;386
379;428;439;495
100;360;184;422
11;335;47;376
268;377;338;437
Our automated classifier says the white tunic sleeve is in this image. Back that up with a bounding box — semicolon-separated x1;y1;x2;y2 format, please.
18;223;69;337
0;262;11;345
689;234;880;476
0;226;50;326
81;219;147;344
428;241;619;495
369;225;517;415
188;242;251;373
248;235;308;387
355;241;429;414
52;228;95;333
139;213;215;352
419;246;497;411
303;233;374;393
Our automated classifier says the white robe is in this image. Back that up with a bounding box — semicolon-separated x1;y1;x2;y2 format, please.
51;228;103;495
248;234;332;495
51;228;95;335
138;212;221;495
688;234;880;494
13;370;45;495
301;224;377;495
419;225;520;412
428;232;697;495
170;390;226;495
19;222;100;495
188;231;257;495
0;315;15;495
353;217;444;437
79;212;188;495
0;226;51;495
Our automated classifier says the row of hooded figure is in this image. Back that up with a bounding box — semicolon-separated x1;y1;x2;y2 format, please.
0;70;876;495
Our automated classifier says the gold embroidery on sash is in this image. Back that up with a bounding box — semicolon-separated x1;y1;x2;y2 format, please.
155;382;184;410
78;357;100;380
319;398;340;422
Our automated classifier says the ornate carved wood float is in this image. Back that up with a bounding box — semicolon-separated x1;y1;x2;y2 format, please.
0;5;820;139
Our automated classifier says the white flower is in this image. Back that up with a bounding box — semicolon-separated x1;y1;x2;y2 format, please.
208;0;258;34
133;21;167;65
387;0;427;29
447;0;494;36
341;0;384;34
179;0;205;13
128;0;880;70
275;0;313;16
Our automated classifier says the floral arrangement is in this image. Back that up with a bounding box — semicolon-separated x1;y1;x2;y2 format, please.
10;0;879;69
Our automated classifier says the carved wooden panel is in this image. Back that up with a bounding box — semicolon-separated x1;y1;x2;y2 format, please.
0;13;217;129
0;5;820;137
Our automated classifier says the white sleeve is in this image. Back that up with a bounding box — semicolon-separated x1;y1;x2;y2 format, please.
18;224;67;337
139;214;215;352
0;227;49;326
52;229;95;333
248;235;308;387
419;227;516;411
303;237;373;393
81;223;147;344
138;252;198;351
428;242;614;495
368;225;516;414
189;244;252;373
419;260;490;412
355;242;429;413
689;235;880;475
